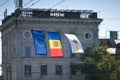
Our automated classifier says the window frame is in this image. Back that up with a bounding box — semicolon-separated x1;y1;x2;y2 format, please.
55;65;62;75
24;65;32;76
24;46;31;57
23;31;31;39
41;65;47;75
85;32;92;40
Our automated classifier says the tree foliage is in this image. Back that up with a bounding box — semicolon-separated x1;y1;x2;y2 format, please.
71;46;120;80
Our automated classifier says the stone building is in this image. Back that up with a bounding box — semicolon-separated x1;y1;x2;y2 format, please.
0;8;102;80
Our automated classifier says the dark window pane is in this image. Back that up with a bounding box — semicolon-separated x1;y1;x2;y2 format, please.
85;33;91;39
56;65;62;75
25;46;31;57
70;65;76;75
24;65;31;76
41;65;47;75
24;31;31;39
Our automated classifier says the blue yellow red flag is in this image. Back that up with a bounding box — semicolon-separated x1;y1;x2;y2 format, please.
48;32;63;58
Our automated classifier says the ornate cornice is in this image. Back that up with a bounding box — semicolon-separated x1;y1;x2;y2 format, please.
0;17;102;31
19;17;102;25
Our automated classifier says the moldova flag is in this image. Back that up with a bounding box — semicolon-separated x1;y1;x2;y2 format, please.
48;32;63;58
31;30;47;55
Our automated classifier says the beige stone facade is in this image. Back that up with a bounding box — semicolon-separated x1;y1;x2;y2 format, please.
0;8;102;80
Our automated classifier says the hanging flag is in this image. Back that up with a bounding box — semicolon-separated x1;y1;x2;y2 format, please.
48;32;63;58
65;34;84;53
31;30;47;55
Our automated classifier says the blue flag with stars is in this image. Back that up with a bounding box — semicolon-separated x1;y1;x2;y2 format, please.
31;30;47;55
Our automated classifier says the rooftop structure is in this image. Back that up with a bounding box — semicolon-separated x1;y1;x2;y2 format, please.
2;8;98;23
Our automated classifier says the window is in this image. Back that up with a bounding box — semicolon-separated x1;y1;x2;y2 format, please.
24;65;31;76
56;65;62;75
85;33;91;39
23;31;31;39
41;65;47;75
70;31;76;34
6;66;12;80
71;53;76;57
70;64;80;75
24;46;31;57
70;64;76;75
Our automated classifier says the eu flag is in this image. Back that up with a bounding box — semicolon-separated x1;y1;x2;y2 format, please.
31;30;47;55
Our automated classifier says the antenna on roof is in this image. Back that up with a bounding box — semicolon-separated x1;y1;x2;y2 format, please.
4;9;7;18
14;0;23;9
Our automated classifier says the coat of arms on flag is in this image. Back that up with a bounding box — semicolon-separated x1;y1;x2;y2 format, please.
48;32;64;58
65;34;84;53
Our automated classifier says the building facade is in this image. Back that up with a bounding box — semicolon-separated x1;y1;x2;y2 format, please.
0;8;102;80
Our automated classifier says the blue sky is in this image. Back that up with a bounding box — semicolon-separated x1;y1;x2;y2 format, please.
0;0;120;75
0;0;120;38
